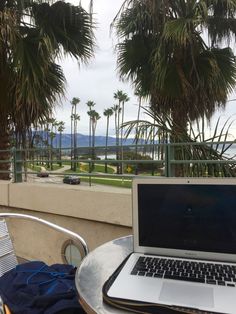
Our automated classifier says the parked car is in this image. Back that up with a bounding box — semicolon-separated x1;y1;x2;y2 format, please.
63;175;80;185
37;167;49;178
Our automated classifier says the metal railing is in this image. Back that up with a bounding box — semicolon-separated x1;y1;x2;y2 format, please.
0;141;236;184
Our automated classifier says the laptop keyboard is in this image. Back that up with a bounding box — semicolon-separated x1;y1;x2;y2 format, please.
131;256;236;287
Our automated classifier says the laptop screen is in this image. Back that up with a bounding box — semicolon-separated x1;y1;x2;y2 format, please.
138;183;236;254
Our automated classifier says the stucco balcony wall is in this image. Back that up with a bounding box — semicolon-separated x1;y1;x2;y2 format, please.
0;181;132;263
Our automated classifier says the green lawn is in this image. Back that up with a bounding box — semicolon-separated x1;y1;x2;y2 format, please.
64;163;115;174
80;163;115;174
28;164;62;172
81;176;132;188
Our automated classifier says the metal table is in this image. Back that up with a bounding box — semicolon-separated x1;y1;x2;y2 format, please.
75;235;133;314
76;236;208;314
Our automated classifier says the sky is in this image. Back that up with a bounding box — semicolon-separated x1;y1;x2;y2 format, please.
54;0;236;139
55;0;139;137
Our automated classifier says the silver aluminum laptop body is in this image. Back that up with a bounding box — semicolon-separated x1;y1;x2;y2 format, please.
107;178;236;314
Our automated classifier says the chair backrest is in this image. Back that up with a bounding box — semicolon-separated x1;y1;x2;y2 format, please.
0;213;89;275
0;220;18;276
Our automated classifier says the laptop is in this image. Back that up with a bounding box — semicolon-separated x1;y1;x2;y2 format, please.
107;177;236;314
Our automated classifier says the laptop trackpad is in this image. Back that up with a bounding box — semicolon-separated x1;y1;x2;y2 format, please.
159;282;214;308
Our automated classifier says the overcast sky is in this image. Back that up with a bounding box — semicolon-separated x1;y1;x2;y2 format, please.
54;0;236;138
55;0;140;136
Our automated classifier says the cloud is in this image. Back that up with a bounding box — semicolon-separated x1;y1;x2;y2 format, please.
55;0;236;140
55;0;140;136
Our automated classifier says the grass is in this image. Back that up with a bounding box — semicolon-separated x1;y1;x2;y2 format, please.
80;163;115;174
81;176;132;188
26;160;157;189
27;163;62;172
65;163;115;174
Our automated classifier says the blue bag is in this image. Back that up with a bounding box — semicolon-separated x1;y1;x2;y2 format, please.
0;261;85;314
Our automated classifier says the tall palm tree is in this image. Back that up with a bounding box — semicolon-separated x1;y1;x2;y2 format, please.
113;90;123;145
52;119;59;150
112;104;121;174
114;90;129;173
114;0;236;174
71;113;80;171
0;1;94;179
134;89;143;174
86;100;96;158
43;117;51;168
87;110;101;170
120;92;129;174
103;108;114;173
70;97;80;171
57;121;65;167
48;117;56;170
70;112;74;170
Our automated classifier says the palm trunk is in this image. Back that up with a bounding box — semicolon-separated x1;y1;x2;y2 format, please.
105;117;109;173
171;108;188;177
135;96;141;175
151;123;155;176
89;115;92;159
73;108;77;171
120;102;125;174
117;101;121;174
59;132;62;167
70;116;73;170
91;121;96;171
115;110;119;174
50;134;53;171
46;123;50;168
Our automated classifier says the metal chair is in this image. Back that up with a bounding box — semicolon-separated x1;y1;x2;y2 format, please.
0;213;88;314
0;213;88;276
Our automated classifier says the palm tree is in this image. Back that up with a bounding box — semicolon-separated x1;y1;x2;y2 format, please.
70;97;80;171
0;1;94;179
113;90;129;173
48;117;56;170
120;92;129;174
70;112;74;170
43;117;51;168
113;90;123;145
112;104;121;174
134;89;143;174
52;119;59;150
86;100;96;158
103;108;114;173
123;106;236;177
74;113;80;169
87;110;101;170
57;121;65;167
114;0;236;175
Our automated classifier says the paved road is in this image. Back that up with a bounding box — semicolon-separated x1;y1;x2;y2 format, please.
25;164;131;189
26;165;77;185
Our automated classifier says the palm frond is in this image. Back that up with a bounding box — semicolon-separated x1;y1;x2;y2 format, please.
114;0;236;131
31;1;94;60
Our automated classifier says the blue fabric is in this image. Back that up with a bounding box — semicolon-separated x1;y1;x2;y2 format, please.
0;261;84;314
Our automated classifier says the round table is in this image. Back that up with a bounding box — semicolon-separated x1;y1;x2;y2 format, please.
75;235;133;314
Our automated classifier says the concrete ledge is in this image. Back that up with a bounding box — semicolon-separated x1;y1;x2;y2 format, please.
0;181;133;260
0;181;132;227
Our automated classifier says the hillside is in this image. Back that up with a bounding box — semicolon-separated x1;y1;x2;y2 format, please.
55;133;136;148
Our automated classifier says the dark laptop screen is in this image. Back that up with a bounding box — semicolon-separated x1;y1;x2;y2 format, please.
138;184;236;254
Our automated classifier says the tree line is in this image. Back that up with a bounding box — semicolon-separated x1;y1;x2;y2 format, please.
29;89;132;174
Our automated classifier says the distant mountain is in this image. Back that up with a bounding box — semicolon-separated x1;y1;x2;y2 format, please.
53;133;137;148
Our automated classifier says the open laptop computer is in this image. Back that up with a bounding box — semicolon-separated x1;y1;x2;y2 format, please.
107;178;236;314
